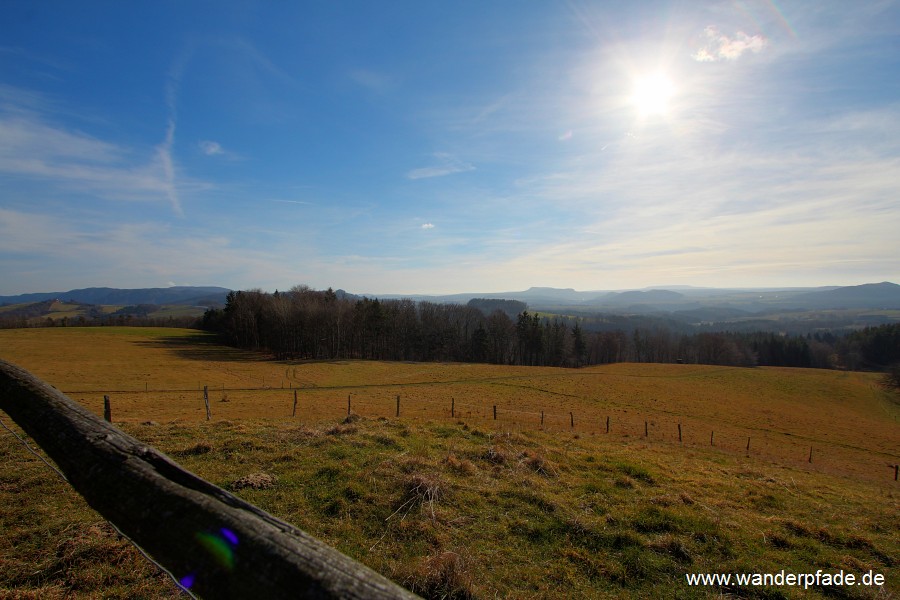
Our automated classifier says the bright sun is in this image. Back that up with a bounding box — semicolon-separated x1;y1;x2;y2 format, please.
630;72;675;117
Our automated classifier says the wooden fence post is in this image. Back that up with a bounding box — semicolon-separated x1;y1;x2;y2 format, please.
644;421;648;437
0;359;420;600
493;405;497;420
710;431;714;446
746;437;751;455
204;386;210;421
347;394;351;417
570;412;574;428
808;447;813;463
292;390;297;418
103;395;111;423
678;423;682;443
606;416;610;434
396;395;400;418
540;411;544;426
895;464;899;481
451;397;455;418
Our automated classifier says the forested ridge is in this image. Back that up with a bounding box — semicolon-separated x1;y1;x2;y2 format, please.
201;286;900;371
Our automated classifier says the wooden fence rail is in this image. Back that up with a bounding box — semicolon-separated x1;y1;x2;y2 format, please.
0;359;419;600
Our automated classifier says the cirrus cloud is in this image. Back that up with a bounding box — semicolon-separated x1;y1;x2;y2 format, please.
406;152;475;180
199;140;224;155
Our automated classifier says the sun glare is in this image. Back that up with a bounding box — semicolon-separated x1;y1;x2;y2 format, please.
631;72;675;118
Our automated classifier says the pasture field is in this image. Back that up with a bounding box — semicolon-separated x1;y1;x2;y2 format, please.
0;327;898;598
0;301;206;326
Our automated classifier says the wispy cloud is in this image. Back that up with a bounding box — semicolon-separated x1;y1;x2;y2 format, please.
421;223;435;229
198;139;243;160
0;88;202;208
231;37;299;89
157;47;193;216
157;119;182;215
270;199;312;205
406;153;475;180
199;140;223;155
493;111;900;288
693;26;768;62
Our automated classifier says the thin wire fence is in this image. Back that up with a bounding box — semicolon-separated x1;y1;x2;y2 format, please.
72;384;900;483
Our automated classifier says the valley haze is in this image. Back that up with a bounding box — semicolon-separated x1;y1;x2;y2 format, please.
2;281;899;310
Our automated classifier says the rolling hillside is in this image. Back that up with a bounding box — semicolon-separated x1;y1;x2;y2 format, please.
0;328;897;598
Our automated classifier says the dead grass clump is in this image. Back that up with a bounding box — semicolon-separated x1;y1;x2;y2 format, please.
481;446;509;466
282;425;322;442
372;433;401;448
406;551;476;600
406;473;444;505
398;473;445;519
518;450;557;477
326;423;358;436
445;453;477;476
231;472;277;490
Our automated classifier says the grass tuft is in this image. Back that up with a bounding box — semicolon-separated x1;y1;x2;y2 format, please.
401;472;445;519
404;550;476;600
444;453;477;476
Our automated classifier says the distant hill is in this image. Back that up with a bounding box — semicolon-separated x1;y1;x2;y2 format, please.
781;282;900;309
4;282;898;321
594;289;687;305
0;286;230;307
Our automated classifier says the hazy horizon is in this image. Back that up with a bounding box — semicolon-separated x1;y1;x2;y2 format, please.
3;280;898;300
2;2;899;296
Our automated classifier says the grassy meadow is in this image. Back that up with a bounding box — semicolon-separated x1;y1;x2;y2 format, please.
0;327;897;598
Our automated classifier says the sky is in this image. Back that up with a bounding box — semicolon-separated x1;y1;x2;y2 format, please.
1;1;899;296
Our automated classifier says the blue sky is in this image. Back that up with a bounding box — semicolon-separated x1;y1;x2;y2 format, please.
1;1;899;296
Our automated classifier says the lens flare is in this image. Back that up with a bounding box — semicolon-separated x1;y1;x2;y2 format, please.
178;528;240;590
196;531;236;570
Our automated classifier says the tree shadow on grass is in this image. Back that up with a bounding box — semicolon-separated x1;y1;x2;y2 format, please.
133;333;268;363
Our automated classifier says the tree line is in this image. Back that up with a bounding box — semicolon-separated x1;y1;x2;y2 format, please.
0;313;199;329
200;286;899;371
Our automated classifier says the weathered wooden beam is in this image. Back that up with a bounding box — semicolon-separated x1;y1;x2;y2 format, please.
0;359;419;600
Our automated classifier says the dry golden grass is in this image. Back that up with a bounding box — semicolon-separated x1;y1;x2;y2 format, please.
0;327;895;483
0;327;898;598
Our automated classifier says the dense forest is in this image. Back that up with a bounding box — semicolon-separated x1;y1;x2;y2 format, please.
200;286;900;371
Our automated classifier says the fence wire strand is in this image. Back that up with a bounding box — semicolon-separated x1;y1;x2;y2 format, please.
0;413;196;599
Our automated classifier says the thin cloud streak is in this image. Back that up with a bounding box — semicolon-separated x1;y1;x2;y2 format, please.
406;153;475;180
0;91;203;207
157;119;183;216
